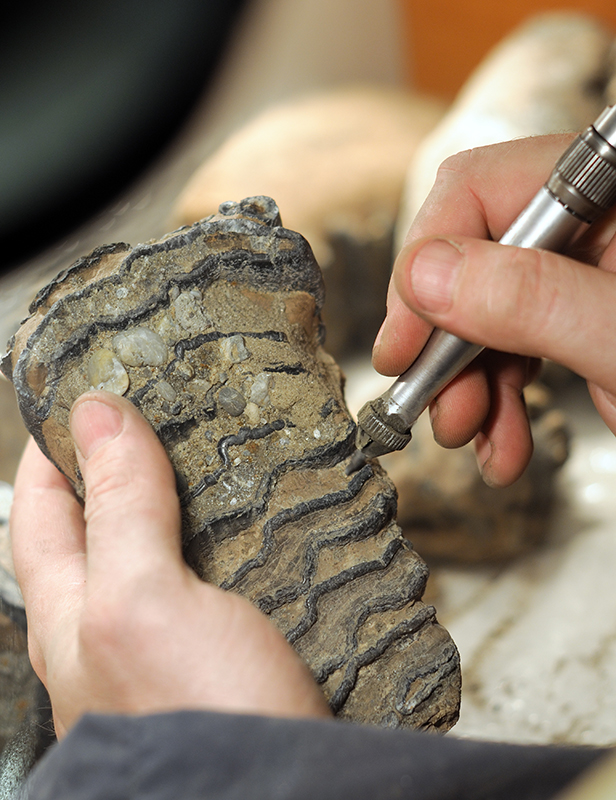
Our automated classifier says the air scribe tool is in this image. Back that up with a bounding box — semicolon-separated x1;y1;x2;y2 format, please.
347;104;616;475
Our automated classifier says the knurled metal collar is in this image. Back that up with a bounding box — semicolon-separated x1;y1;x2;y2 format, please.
549;125;616;221
357;403;412;452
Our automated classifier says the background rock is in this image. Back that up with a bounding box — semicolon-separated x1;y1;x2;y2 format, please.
381;384;569;563
173;86;445;359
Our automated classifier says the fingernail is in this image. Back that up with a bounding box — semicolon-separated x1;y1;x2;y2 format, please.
410;239;463;313
475;431;494;485
70;397;124;460
372;318;386;356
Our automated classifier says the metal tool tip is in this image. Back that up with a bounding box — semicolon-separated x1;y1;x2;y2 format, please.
345;450;367;476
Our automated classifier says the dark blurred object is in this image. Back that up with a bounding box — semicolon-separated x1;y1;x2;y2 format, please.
0;0;247;272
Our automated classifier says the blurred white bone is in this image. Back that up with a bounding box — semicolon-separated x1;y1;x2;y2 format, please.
396;12;616;250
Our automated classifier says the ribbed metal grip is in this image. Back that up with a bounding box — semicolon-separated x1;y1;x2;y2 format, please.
548;129;616;221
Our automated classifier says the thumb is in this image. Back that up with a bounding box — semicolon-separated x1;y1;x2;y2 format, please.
69;391;183;588
386;236;616;394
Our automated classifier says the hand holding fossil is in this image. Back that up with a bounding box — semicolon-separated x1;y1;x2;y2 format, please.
10;392;331;738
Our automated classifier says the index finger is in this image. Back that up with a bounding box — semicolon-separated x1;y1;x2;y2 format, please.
374;135;577;377
406;134;576;246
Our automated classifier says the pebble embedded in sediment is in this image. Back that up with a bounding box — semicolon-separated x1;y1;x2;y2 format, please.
174;361;195;380
218;386;247;417
156;380;177;403
87;349;130;395
112;327;168;367
220;334;250;364
172;290;212;334
244;401;260;425
190;378;213;395
249;372;272;406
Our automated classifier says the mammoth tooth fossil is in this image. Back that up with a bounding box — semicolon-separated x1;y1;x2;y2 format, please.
2;197;460;731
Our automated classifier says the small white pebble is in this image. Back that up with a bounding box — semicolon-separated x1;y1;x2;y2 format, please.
244;401;260;426
87;349;129;395
313;429;321;439
250;372;272;406
230;498;237;506
175;362;195;380
156;380;177;403
113;327;168;367
191;378;212;394
115;287;128;299
220;334;250;364
173;290;211;333
233;456;241;465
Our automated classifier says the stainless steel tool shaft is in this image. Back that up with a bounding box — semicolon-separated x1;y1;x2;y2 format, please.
350;105;616;470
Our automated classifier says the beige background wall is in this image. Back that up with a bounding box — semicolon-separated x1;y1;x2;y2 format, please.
203;0;407;141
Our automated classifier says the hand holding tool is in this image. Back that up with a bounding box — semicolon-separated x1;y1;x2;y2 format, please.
348;105;616;475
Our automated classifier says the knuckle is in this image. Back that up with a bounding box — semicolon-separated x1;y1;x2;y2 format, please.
84;448;129;495
506;245;544;302
434;150;473;184
490;246;562;345
486;245;526;306
79;596;126;652
513;248;559;333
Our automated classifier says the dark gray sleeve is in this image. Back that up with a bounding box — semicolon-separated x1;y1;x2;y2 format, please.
19;710;608;800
